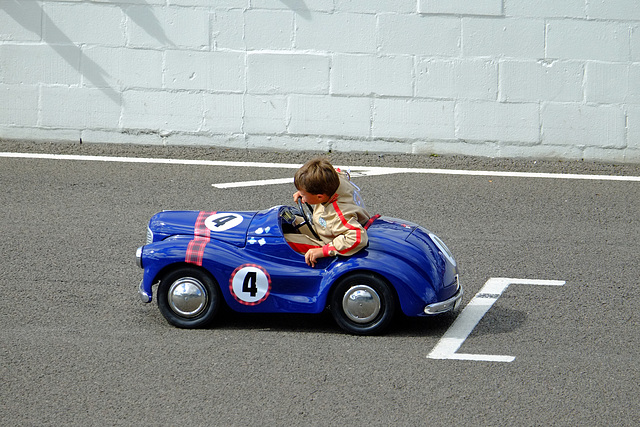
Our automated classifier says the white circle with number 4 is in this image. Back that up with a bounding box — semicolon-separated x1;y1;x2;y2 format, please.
205;213;243;232
229;264;271;305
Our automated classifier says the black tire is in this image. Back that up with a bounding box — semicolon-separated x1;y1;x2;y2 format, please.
157;267;221;328
330;273;396;335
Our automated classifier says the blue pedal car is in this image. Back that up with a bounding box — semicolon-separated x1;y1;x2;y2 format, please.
136;204;462;335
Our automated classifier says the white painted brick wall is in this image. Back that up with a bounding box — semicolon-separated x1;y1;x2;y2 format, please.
1;0;639;163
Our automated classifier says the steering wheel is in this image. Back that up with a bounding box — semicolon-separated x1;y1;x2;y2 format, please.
296;198;321;241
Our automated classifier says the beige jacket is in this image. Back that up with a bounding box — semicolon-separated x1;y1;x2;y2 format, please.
313;173;370;257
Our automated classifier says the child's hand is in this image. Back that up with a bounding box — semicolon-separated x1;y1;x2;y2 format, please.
305;247;325;267
293;191;302;202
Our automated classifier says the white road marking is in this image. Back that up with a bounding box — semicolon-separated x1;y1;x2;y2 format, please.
0;152;303;169
427;278;566;363
214;177;293;188
2;152;639;185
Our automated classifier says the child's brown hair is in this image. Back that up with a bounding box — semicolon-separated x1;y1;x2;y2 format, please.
294;158;340;196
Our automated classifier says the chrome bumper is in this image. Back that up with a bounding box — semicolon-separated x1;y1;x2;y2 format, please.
424;285;463;315
138;280;152;303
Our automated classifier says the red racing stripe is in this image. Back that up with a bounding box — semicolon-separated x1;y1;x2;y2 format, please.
331;201;361;255
185;211;215;266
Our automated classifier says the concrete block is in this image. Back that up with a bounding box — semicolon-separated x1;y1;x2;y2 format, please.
211;9;244;51
414;139;501;158
81;129;163;146
251;0;333;12
331;54;413;97
630;64;640;104
373;98;455;139
122;90;203;132
504;0;586;18
83;46;163;89
628;106;640;150
500;60;583;102
288;95;371;137
0;1;42;41
633;26;640;62
246;135;329;152
167;133;247;149
40;87;122;129
203;93;244;134
44;2;125;46
499;143;585;161
334;0;415;14
582;146;631;163
587;0;640;21
585;62;628;104
621;148;640;163
0;84;38;126
170;0;245;6
379;15;461;56
247;53;329;94
244;95;288;134
416;58;498;100
165;51;245;92
295;12;377;54
330;138;412;154
463;17;544;58
541;103;626;148
456;101;540;142
93;0;165;4
244;10;294;50
0;44;81;85
419;0;503;16
547;20;630;62
0;127;81;143
126;6;209;49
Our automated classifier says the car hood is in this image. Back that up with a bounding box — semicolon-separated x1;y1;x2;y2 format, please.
148;210;256;247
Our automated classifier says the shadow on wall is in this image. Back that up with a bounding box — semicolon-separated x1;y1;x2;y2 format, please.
280;0;311;20
2;0;174;105
116;0;173;47
2;0;119;104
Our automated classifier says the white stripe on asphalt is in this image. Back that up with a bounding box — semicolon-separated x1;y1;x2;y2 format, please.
2;152;639;186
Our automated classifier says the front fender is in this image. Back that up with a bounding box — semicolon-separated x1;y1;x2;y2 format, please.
320;249;439;317
137;235;207;303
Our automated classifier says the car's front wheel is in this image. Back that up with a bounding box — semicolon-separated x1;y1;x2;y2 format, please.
330;273;396;335
157;267;221;328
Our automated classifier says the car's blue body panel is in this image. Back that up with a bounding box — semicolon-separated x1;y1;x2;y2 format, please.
138;206;460;317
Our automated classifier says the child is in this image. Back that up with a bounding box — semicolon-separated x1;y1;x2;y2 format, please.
286;158;370;267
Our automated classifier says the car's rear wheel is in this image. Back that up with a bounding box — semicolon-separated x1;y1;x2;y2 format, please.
157;267;221;328
330;273;396;335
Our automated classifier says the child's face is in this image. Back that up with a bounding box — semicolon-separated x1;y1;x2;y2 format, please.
298;188;330;205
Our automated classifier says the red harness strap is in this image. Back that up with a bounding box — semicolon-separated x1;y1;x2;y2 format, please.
364;214;381;230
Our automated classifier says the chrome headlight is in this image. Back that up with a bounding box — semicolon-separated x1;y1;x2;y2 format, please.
429;232;456;267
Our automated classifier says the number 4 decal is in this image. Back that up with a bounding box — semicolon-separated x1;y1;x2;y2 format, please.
428;278;565;363
229;264;271;306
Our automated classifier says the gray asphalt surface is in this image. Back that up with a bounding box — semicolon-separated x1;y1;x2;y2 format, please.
1;141;639;426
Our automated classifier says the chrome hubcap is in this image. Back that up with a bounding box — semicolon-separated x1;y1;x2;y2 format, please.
168;277;208;318
342;285;381;323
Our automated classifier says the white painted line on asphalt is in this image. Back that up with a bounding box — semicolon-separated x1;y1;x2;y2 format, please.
0;152;303;169
2;151;640;184
214;177;294;188
427;277;566;363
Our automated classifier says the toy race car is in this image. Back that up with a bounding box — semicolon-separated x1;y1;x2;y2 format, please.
136;202;462;335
